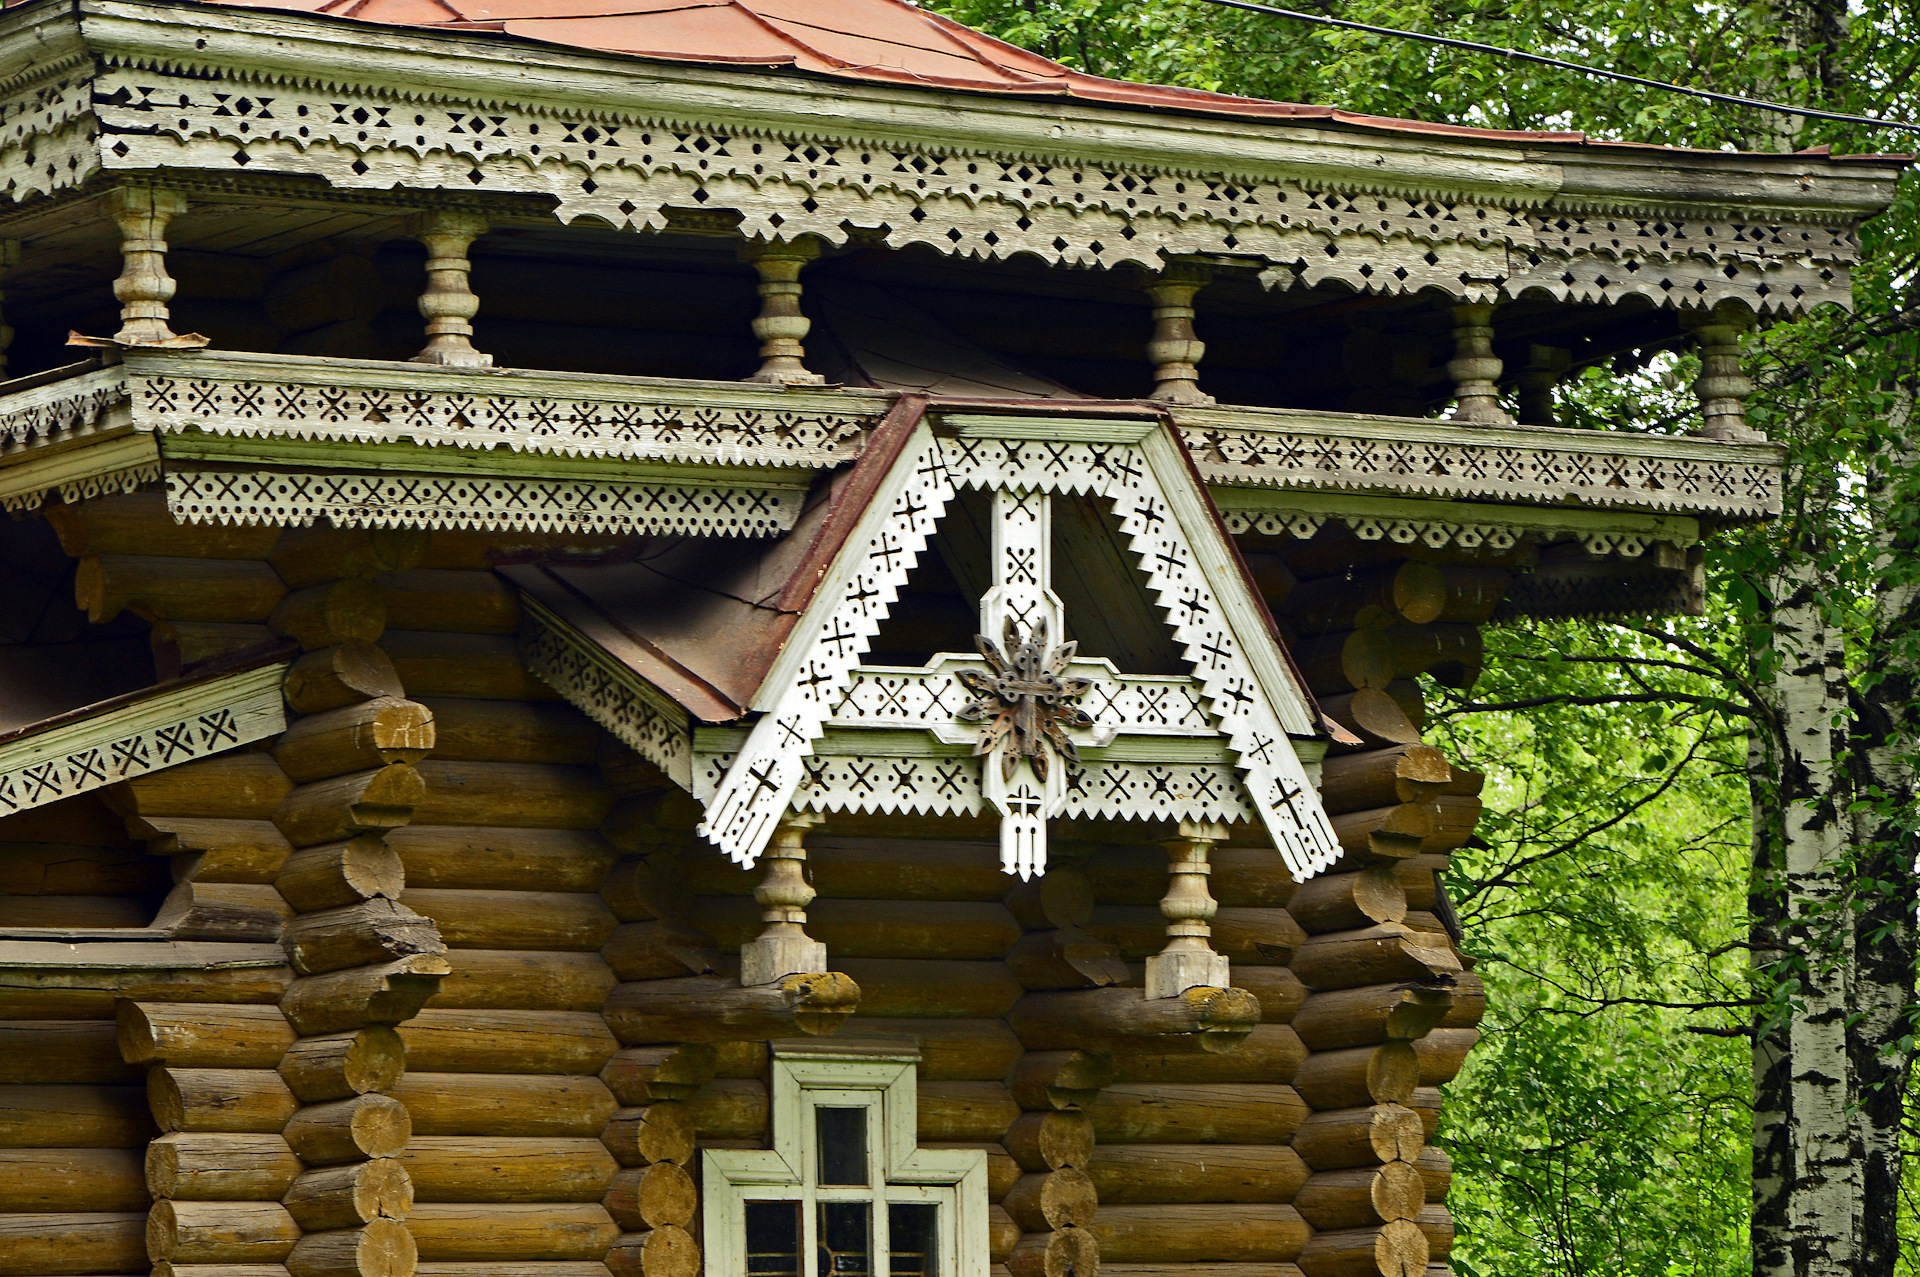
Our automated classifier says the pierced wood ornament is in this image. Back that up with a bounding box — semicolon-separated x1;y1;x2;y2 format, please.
958;618;1094;785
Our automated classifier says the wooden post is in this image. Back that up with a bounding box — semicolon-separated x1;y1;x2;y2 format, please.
408;210;492;368
1444;302;1511;424
106;186;193;345
1142;262;1214;405
1684;301;1760;440
741;236;824;385
1144;821;1229;999
738;811;826;986
1516;343;1570;427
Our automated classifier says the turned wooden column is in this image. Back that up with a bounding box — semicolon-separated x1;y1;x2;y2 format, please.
739;810;827;986
1444;302;1512;424
742;236;824;385
107;186;193;345
1516;343;1570;427
1142;262;1214;405
1684;302;1761;440
1144;820;1230;998
408;210;491;367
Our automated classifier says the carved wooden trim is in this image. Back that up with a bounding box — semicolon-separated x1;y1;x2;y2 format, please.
519;596;694;789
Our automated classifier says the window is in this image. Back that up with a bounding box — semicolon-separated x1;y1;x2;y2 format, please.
704;1041;988;1277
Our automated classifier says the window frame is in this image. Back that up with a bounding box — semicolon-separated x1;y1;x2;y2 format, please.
703;1043;989;1277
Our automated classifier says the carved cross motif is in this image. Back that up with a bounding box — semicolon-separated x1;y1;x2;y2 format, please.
957;617;1094;783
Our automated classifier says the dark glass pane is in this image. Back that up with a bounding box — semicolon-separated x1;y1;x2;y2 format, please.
816;1107;868;1186
746;1200;802;1277
818;1201;873;1277
889;1203;938;1277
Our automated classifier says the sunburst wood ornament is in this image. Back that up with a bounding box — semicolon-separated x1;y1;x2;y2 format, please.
957;618;1094;782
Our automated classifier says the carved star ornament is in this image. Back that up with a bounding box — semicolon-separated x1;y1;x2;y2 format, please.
957;618;1095;781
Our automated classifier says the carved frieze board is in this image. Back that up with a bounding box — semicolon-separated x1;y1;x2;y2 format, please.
0;657;288;817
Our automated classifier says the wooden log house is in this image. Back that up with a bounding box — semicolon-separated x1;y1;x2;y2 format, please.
0;2;1897;1276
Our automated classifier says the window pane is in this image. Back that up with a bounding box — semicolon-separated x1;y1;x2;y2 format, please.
888;1203;938;1277
747;1201;803;1277
818;1201;873;1277
816;1107;868;1186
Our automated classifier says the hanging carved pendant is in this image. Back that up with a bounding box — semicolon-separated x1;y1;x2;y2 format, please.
956;617;1094;783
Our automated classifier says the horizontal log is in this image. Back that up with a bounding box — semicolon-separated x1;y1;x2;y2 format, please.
428;949;618;1011
1004;1110;1093;1172
280;953;449;1035
121;1003;296;1068
274;698;437;783
0;893;151;928
1438;972;1484;1029
919;1082;1021;1142
1291;925;1461;991
598;857;688;923
1296;1217;1428;1277
47;492;281;559
0;837;157;895
1292;629;1395;695
1416;1146;1451;1202
689;895;1021;961
412;1267;613;1277
1092;1203;1309;1263
1097;1268;1304;1277
381;569;522;634
1293;1041;1421;1110
1382;624;1482;690
279;1027;407;1103
403;1137;617;1203
382;630;560;701
0;1021;140;1084
1004;1167;1096;1232
411;762;612;830
148;1133;302;1201
682;835;1007;902
602;1100;695;1167
148;620;277;674
0;1211;147;1275
1318;746;1451;814
1004;868;1096;930
271;526;427;589
400;1010;621;1075
148;1200;301;1263
1086;905;1304;965
153;881;295;942
599;1046;717;1106
282;898;444;976
407;1203;621;1262
151;1066;299;1133
1089;1084;1306;1145
283;1093;411;1165
269;577;387;649
392;826;617;892
837;1018;1022;1081
1230;966;1308;1024
274;765;426;849
1008;1224;1095;1277
1417;1203;1453;1258
1010;987;1261;1055
79;554;286;625
829;958;1023;1018
600;920;717;982
0;1147;146;1211
0;953;293;1022
603;1162;698;1231
402;889;615;952
603;973;858;1043
1330;803;1433;863
284;1158;414;1231
1319;687;1423;754
389;1074;618;1139
1422;796;1483;855
276;836;405;913
0;1085;154;1148
1294;1163;1426;1230
286;1215;416;1277
1006;927;1129;991
1394;856;1444;914
1087;1143;1309;1205
1288;867;1407;935
138;817;294;885
417;697;600;765
1291;1105;1426;1171
1108;1022;1306;1084
284;641;407;716
1294;985;1455;1053
1006;1050;1111;1112
106;753;293;821
602;1225;697;1277
1281;562;1448;633
1413;1029;1479;1086
682;1078;765;1141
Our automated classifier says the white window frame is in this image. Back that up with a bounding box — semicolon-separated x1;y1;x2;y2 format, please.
703;1042;988;1277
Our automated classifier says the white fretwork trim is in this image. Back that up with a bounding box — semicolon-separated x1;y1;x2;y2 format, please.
520;600;693;788
164;469;804;537
695;750;1257;827
1214;496;1702;557
831;660;1213;739
698;424;955;865
0;435;162;513
0;662;288;816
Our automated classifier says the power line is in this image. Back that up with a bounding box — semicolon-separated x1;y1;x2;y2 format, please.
1193;0;1920;137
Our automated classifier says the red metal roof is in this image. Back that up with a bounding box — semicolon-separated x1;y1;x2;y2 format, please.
206;0;1597;142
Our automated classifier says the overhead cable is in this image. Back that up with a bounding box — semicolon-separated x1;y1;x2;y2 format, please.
1193;0;1920;137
